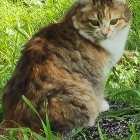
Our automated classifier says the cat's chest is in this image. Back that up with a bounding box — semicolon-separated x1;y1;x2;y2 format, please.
99;26;130;75
100;36;125;66
100;28;129;64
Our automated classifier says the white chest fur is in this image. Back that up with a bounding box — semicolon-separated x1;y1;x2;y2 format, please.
100;25;130;75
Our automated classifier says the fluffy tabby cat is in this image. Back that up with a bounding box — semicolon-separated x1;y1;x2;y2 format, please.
1;0;131;137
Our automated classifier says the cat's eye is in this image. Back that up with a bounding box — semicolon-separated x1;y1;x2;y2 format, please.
90;20;100;26
110;18;119;25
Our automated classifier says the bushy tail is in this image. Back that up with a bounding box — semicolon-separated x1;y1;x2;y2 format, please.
0;121;10;135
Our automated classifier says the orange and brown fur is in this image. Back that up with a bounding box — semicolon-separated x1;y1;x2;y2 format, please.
1;0;131;137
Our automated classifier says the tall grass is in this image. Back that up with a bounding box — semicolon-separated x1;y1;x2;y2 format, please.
127;0;140;51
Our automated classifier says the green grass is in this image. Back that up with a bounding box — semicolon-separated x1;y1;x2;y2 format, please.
0;0;140;139
127;0;140;51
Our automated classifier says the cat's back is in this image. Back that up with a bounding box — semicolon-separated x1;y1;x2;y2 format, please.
33;22;78;46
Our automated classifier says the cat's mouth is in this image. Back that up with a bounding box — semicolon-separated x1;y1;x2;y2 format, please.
90;32;109;41
93;35;109;41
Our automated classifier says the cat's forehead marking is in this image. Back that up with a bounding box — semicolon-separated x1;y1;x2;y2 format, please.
91;0;113;6
104;7;111;19
90;3;113;20
96;4;115;20
81;5;92;12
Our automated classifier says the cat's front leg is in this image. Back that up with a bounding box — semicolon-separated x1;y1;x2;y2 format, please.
87;98;109;127
100;99;110;112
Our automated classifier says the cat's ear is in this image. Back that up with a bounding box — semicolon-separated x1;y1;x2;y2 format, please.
114;0;126;3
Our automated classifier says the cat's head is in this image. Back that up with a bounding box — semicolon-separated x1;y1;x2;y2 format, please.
72;0;131;42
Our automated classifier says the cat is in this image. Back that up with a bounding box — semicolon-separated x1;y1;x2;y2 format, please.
1;0;131;137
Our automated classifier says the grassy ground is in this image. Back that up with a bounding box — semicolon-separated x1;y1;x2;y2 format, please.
0;0;140;139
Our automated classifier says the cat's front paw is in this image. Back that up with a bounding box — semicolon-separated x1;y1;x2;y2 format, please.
100;99;109;112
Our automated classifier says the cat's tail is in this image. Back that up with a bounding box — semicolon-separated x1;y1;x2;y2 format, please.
0;120;19;135
0;120;10;135
0;120;33;138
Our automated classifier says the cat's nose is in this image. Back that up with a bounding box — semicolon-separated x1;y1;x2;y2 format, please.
101;27;109;38
102;32;108;38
